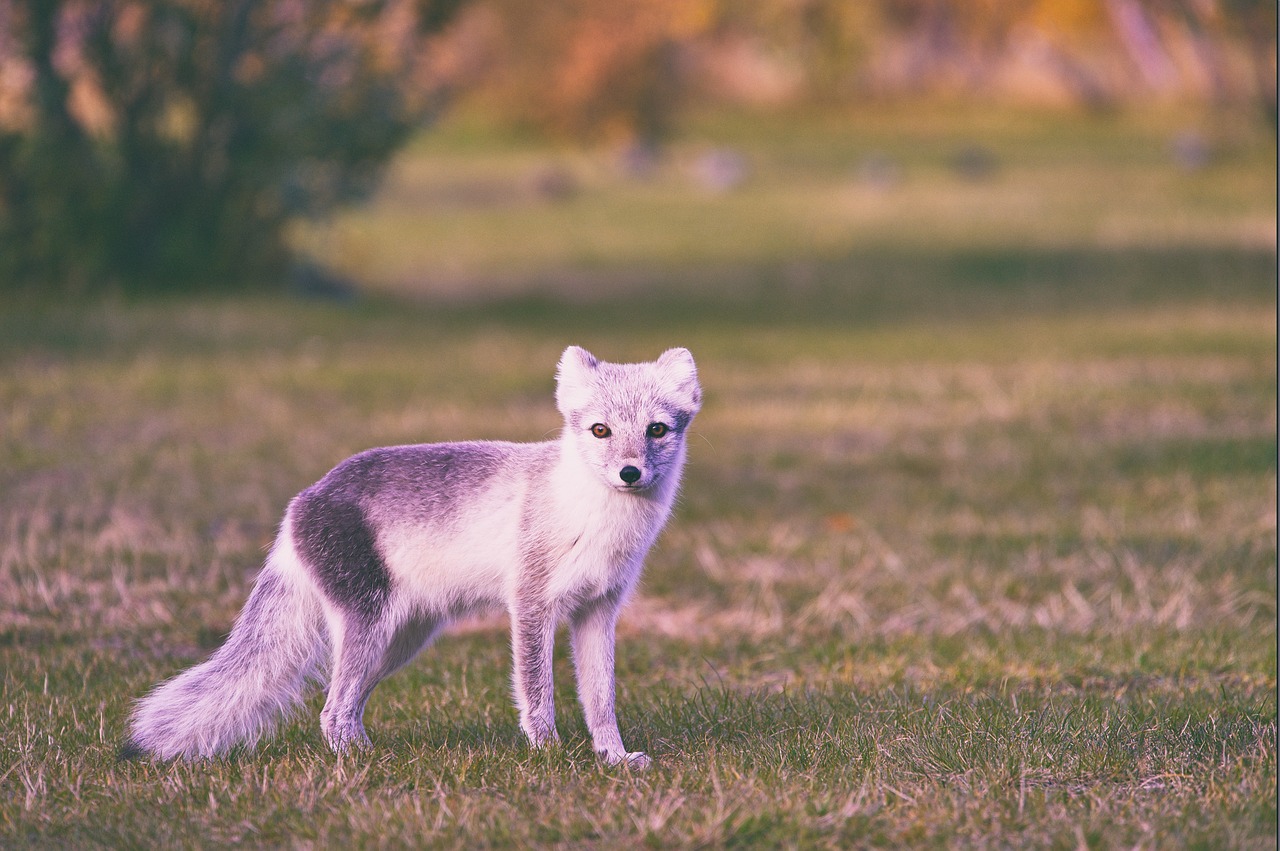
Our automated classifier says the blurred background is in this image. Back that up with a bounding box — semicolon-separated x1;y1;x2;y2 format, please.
0;7;1275;843
0;0;1274;297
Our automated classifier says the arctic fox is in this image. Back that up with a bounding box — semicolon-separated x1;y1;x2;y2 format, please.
124;346;701;768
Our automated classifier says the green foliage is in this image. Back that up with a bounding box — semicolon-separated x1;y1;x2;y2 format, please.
0;0;464;293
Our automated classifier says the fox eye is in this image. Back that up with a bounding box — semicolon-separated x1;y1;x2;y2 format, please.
647;422;669;438
590;423;611;439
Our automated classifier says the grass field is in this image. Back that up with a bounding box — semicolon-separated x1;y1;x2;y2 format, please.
1;104;1276;847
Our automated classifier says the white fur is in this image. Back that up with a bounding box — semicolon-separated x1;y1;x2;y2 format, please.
124;528;326;760
126;347;700;767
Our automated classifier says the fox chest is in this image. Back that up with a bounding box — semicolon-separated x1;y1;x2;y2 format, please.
537;502;662;603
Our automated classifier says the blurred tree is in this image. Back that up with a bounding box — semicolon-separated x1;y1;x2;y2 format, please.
833;0;1274;111
0;0;465;293
706;0;880;103
480;0;714;144
1211;0;1277;127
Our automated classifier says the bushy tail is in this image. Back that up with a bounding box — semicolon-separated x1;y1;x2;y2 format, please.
124;541;325;760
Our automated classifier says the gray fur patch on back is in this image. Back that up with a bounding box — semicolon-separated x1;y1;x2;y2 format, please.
291;443;511;616
292;470;390;618
357;443;512;531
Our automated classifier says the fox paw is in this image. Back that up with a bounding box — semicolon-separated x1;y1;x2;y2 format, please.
322;723;372;754
523;727;561;750
600;749;652;770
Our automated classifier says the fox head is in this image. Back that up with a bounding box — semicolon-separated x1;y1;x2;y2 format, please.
555;346;701;493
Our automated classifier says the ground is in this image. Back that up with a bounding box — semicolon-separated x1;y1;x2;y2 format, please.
1;102;1275;847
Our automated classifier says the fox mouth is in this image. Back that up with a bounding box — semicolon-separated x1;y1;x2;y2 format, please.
612;479;653;493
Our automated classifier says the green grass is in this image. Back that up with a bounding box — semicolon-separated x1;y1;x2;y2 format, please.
1;103;1276;847
292;102;1273;304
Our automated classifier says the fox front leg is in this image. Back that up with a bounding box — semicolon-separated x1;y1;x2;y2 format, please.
511;603;560;748
570;594;651;769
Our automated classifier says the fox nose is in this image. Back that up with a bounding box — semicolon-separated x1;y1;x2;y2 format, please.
619;466;642;484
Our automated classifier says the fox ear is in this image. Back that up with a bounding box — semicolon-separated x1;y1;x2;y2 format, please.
556;346;598;415
656;347;701;414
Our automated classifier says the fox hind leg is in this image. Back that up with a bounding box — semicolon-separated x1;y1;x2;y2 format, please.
320;613;440;752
